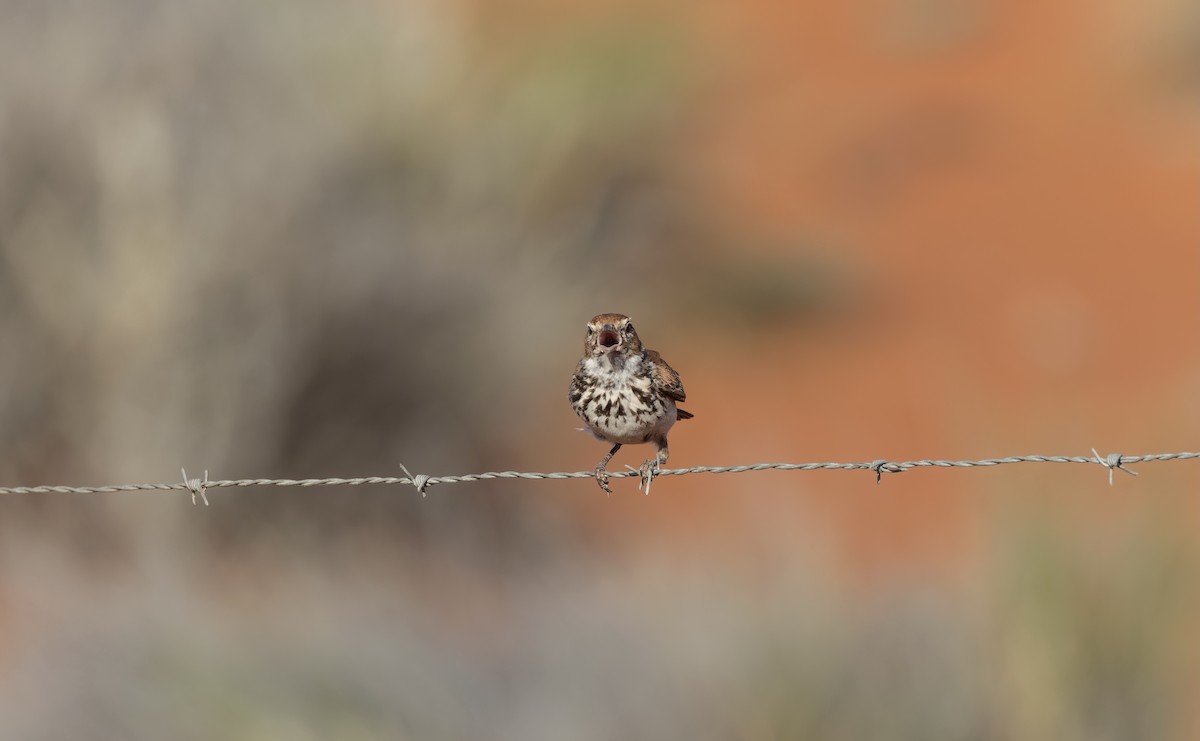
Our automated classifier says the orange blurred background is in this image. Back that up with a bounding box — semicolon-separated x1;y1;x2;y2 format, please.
0;0;1198;738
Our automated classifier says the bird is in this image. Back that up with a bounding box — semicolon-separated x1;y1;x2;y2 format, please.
568;313;693;494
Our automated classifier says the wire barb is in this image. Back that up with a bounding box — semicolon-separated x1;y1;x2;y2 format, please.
624;463;658;495
868;459;902;484
399;463;431;497
181;468;209;506
1091;448;1138;486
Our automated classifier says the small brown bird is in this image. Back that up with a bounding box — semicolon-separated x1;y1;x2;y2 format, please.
568;313;693;494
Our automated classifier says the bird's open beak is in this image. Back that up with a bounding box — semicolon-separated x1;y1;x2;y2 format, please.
598;326;620;350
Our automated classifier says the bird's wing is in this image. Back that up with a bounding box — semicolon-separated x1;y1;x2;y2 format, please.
645;350;686;403
567;361;587;405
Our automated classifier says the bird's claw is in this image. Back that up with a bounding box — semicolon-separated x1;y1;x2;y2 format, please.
637;460;660;495
594;466;613;495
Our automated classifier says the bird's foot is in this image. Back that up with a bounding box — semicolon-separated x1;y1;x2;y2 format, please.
637;459;660;495
623;463;655;494
594;465;613;496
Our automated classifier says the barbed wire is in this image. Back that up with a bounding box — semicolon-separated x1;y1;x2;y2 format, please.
0;450;1195;505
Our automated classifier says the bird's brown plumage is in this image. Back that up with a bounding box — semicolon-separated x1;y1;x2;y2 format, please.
568;314;691;493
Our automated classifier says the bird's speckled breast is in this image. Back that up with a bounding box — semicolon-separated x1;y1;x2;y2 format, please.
572;353;677;444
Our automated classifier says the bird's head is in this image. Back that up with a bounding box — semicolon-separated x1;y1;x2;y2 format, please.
584;313;643;357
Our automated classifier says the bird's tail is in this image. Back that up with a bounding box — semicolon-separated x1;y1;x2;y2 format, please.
676;408;694;420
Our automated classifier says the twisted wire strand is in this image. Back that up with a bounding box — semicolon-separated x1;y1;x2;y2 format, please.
0;451;1196;499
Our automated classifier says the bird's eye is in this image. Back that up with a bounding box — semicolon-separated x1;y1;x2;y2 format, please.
586;326;595;335
624;323;635;335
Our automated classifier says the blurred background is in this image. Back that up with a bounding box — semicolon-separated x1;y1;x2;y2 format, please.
1;0;1198;738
